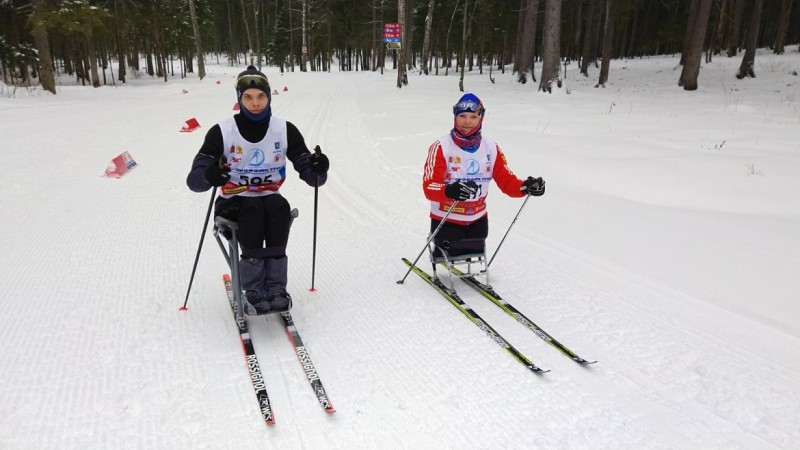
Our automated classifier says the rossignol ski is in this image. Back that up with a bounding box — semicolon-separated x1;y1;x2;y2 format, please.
401;258;548;374
442;265;596;365
223;274;275;425
280;312;336;413
223;274;335;425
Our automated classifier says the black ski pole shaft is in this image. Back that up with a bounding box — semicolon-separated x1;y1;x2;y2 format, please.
310;175;319;291
397;200;459;284
487;194;530;268
309;145;321;292
181;186;217;310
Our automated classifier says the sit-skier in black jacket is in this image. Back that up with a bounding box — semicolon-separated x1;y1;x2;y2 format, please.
187;66;329;314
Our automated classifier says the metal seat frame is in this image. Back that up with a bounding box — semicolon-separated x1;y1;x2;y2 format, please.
429;240;490;293
213;209;299;322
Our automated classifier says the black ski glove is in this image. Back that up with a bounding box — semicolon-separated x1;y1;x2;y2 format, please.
310;147;329;175
445;180;479;201
523;176;545;196
203;158;231;187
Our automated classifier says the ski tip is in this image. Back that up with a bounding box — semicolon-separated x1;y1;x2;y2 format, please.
223;273;231;282
533;367;551;374
178;306;188;312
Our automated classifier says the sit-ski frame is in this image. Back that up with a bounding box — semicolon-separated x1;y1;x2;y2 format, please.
213;209;299;322
429;241;490;293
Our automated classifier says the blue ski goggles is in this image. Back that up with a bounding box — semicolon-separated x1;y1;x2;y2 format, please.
236;73;270;91
453;100;485;116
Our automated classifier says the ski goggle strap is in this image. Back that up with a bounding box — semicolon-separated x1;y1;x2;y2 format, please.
453;100;485;116
236;74;270;91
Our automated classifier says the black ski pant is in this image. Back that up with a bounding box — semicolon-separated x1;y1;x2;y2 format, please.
215;194;292;259
430;215;488;257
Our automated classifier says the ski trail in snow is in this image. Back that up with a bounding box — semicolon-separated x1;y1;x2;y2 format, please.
483;230;800;448
3;56;800;448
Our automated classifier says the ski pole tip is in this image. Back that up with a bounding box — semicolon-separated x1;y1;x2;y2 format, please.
178;306;188;311
309;287;317;292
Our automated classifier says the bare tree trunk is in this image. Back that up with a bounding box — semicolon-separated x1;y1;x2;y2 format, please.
459;0;469;91
539;0;561;92
580;0;596;76
255;0;263;65
421;0;436;75
513;0;526;73
466;0;477;72
302;0;309;71
727;0;745;57
680;0;700;65
736;0;763;78
570;0;583;62
240;0;254;64
589;0;603;67
712;0;728;56
444;0;461;76
227;0;236;65
515;0;538;84
773;0;793;54
288;2;295;71
86;33;101;87
679;0;713;90
188;0;205;79
379;0;385;73
397;0;408;87
372;0;377;70
30;0;56;93
597;0;614;87
404;0;416;70
112;0;126;82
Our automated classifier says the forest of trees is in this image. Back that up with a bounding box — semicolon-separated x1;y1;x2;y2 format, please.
1;0;798;94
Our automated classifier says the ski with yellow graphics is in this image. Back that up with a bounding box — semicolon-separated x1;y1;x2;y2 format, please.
441;265;596;365
402;258;548;374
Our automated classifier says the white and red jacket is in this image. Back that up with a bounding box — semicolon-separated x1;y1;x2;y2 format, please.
423;134;525;225
218;116;289;198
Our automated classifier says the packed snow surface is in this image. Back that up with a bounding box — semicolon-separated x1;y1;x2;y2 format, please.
1;50;799;448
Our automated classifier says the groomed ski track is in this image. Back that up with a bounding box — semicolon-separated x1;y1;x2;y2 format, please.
1;59;799;449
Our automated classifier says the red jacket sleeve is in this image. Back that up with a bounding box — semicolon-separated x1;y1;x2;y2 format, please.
492;145;526;198
423;140;449;202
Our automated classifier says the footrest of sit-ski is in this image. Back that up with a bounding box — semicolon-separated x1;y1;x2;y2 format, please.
243;301;292;317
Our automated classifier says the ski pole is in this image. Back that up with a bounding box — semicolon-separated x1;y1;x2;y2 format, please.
181;186;217;311
397;200;459;284
487;194;531;268
309;145;321;292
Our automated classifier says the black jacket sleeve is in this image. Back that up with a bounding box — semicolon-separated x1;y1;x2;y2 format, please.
186;124;224;192
286;121;327;187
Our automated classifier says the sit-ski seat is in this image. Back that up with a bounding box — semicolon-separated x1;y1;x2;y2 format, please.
213;209;299;319
429;238;489;291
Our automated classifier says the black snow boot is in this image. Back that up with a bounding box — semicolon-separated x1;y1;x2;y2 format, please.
239;257;271;315
264;256;292;312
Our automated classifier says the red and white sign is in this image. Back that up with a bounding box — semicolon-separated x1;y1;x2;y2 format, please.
180;117;201;132
103;151;138;178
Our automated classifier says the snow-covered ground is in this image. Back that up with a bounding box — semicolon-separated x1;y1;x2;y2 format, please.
1;48;799;448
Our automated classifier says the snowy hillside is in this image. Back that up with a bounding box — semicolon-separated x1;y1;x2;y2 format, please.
1;49;799;448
